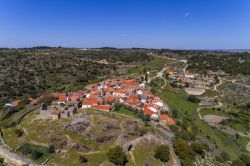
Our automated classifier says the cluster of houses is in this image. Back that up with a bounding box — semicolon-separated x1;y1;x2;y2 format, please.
165;68;218;95
39;79;175;125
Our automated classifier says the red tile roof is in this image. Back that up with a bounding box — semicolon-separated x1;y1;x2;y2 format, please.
92;104;112;111
146;103;159;109
78;90;87;95
114;89;128;94
70;94;80;102
104;87;115;93
159;114;175;124
125;96;140;106
143;108;154;116
12;100;22;106
89;89;100;95
28;98;34;101
104;95;118;102
82;98;102;105
58;95;67;102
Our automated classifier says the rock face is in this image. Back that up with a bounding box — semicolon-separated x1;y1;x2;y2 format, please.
121;120;140;136
0;145;40;166
64;117;91;134
63;111;142;146
122;133;166;152
72;143;91;152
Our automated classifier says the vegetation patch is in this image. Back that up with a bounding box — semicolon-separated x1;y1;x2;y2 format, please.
17;143;54;163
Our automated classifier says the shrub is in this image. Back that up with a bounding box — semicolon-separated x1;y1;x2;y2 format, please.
173;139;194;165
15;128;24;137
48;145;55;153
139;128;147;136
187;95;200;103
232;159;246;166
191;143;209;156
19;144;32;155
15;104;25;111
182;158;195;166
154;145;170;162
240;154;250;166
0;157;3;164
79;155;88;163
114;103;122;112
172;109;179;118
220;151;230;161
107;146;127;166
31;151;43;159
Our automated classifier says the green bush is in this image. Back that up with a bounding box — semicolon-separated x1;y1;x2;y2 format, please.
173;139;194;165
191;143;209;156
48;145;55;153
172;109;179;118
19;144;32;155
232;159;246;166
79;155;88;163
187;95;200;103
114;104;122;112
220;151;230;161
154;145;170;162
107;146;127;166
14;128;24;137
31;151;43;160
18;143;48;160
240;154;250;166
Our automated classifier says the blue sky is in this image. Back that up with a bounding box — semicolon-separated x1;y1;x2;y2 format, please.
0;0;249;49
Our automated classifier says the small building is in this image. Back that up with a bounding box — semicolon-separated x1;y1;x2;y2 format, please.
159;114;175;125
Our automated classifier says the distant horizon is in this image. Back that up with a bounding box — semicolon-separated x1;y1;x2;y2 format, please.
1;0;249;49
1;46;250;51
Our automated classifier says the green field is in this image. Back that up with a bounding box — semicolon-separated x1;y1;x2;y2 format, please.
150;78;245;160
200;108;228;117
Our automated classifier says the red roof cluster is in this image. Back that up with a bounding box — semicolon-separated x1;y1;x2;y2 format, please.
38;78;174;126
82;97;102;105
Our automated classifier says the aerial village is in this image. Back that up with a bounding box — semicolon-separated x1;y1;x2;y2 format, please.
39;79;174;126
5;65;226;128
5;64;225;129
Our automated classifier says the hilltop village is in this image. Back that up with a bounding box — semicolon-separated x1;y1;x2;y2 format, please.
40;79;174;125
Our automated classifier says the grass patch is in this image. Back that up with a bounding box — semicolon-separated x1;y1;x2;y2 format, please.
133;145;165;166
2;127;20;149
238;136;250;150
200;108;228;117
17;143;54;164
48;150;107;166
115;106;137;117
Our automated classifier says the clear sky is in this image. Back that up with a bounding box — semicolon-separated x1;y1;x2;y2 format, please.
0;0;250;49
